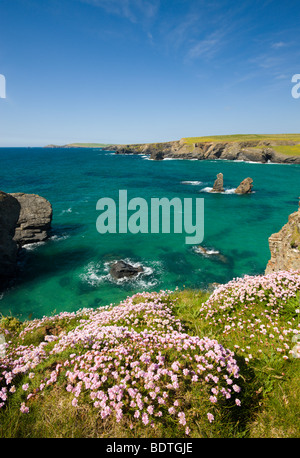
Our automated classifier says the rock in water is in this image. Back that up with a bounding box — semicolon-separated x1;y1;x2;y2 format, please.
150;150;164;160
235;177;253;194
110;260;144;280
265;202;300;274
0;192;21;280
10;193;53;246
210;173;224;193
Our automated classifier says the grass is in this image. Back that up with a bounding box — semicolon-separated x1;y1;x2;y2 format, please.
272;144;300;156
0;271;299;438
66;143;111;148
183;134;300;144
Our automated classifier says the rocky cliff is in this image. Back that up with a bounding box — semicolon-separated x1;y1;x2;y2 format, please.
265;203;300;274
0;192;21;280
0;191;52;285
10;193;53;246
105;139;300;164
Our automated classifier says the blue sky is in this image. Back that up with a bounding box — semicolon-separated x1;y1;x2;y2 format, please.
0;0;300;146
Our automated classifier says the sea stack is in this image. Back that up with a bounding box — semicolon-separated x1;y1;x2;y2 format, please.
235;177;253;194
210;173;224;193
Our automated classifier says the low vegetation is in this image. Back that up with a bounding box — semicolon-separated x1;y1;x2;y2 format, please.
183;134;300;144
66;143;110;148
0;271;299;438
272;144;300;156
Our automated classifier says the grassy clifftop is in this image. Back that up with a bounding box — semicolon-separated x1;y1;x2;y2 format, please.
183;134;300;157
183;133;300;143
45;134;300;158
0;271;299;438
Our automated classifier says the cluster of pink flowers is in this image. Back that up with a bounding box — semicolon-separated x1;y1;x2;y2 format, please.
0;290;241;433
199;270;300;361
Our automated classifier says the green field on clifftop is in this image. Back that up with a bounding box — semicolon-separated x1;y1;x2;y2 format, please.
183;134;300;144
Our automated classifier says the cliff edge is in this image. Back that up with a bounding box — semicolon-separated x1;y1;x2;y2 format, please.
0;191;52;286
265;202;300;274
105;137;300;164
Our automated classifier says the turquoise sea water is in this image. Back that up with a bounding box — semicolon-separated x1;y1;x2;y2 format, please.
0;147;299;319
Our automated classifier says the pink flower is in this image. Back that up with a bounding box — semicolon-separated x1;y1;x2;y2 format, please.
207;412;214;423
142;413;149;425
178;412;186;426
147;405;154;415
20;403;29;414
233;384;241;393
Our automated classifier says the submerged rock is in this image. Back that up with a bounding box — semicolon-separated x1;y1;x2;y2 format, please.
195;245;228;264
235;177;253;194
10;193;53;246
210;173;224;193
110;260;144;280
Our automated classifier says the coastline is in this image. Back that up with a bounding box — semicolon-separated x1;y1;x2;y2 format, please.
44;135;300;164
104;138;300;164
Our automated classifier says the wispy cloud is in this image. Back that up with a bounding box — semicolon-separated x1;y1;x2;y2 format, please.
271;41;287;49
79;0;159;23
186;29;226;61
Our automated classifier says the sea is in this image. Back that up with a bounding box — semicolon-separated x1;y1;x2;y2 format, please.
0;147;299;319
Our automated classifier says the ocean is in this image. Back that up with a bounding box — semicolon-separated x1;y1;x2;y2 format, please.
0;147;299;319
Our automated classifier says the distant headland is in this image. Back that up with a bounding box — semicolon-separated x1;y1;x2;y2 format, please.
44;134;300;164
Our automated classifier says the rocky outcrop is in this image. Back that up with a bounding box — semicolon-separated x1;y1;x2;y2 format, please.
110;260;144;280
210;173;224;193
0;192;21;280
106;139;300;164
10;193;53;246
150;150;164;160
0;191;52;286
235;177;253;194
265;203;300;274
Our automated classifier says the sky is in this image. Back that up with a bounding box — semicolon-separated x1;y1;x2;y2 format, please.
0;0;300;146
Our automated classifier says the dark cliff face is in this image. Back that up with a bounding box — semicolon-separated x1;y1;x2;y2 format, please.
0;191;52;287
0;192;21;281
107;140;300;164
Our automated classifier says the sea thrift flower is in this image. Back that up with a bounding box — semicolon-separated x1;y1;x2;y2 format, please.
20;403;29;414
207;413;214;423
0;288;248;428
